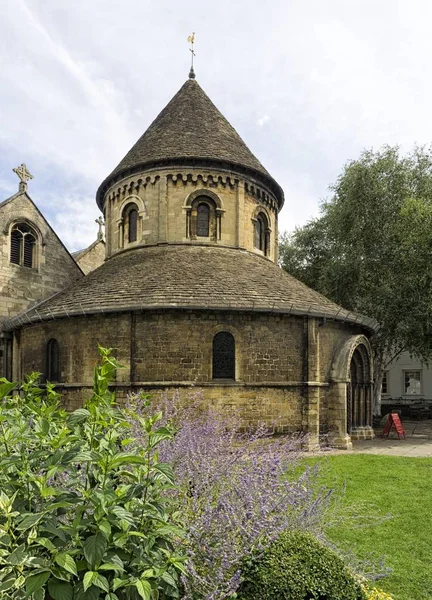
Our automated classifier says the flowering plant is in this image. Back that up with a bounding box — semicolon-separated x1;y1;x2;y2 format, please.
130;389;334;600
0;347;186;600
362;586;394;600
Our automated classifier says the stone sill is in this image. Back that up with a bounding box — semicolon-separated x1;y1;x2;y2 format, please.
52;381;329;389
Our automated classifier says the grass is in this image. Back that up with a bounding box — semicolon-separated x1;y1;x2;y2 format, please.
306;454;432;600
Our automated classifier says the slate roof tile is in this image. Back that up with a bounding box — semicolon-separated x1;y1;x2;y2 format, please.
4;245;375;332
96;79;283;208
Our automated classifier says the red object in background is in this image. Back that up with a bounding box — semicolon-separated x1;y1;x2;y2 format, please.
381;413;406;439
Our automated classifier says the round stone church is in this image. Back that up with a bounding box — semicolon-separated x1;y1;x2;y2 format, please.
6;73;375;449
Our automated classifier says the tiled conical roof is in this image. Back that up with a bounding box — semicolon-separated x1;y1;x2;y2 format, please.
96;78;283;208
4;245;376;332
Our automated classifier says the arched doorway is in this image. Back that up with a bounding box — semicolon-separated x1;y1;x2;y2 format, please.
347;345;372;434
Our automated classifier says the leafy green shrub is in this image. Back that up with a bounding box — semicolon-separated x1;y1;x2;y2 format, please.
238;530;367;600
0;346;186;600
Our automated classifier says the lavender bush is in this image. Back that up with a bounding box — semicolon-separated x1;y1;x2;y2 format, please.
127;389;334;600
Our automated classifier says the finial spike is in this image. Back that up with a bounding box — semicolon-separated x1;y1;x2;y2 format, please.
187;32;196;78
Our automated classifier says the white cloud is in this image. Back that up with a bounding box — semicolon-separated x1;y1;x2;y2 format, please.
40;192;101;252
2;0;432;247
257;115;270;127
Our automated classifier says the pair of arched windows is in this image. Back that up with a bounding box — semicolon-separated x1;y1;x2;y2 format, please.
43;332;235;382
254;212;270;255
10;223;37;269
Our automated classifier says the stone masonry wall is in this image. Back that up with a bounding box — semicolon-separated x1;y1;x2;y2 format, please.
15;310;359;439
0;192;83;321
75;240;105;274
103;167;279;262
133;312;304;383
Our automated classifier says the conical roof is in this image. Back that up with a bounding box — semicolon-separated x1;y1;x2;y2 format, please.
96;78;284;208
4;245;376;333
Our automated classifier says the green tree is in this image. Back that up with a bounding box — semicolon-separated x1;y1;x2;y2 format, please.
280;146;432;414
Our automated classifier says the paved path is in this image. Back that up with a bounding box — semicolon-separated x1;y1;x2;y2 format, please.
349;420;432;457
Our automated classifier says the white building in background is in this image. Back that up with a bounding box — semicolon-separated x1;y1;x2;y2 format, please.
381;351;432;418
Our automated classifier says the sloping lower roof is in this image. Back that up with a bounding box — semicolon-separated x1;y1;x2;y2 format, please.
4;245;376;332
96;79;284;209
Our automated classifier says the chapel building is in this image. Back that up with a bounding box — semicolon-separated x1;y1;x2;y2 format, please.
0;73;376;449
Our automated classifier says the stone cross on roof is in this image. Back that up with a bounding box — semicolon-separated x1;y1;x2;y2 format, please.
13;163;33;192
95;216;105;241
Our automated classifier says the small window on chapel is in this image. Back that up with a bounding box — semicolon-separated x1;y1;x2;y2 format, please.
122;203;139;245
254;213;269;255
212;332;235;379
197;203;210;237
188;195;217;240
46;339;60;382
10;223;37;268
128;208;138;242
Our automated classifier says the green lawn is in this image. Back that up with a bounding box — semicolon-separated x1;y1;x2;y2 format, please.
306;455;432;600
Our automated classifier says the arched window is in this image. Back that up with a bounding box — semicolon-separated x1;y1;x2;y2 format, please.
46;339;60;382
10;223;37;268
254;213;269;255
128;208;138;243
212;332;235;380
196;203;210;237
122;203;139;245
188;195;218;240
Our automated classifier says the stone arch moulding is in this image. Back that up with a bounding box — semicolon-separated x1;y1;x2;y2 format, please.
183;188;224;211
7;219;44;271
330;335;373;383
3;218;45;246
208;322;242;382
118;194;148;218
116;195;148;250
251;206;272;256
183;189;225;241
251;204;272;225
328;334;374;449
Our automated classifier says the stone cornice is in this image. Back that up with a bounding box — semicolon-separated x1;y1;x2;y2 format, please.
98;159;284;211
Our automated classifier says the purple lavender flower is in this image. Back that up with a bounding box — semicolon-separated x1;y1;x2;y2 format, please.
127;389;333;600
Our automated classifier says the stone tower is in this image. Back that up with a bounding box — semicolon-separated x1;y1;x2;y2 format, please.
4;75;376;449
97;76;283;263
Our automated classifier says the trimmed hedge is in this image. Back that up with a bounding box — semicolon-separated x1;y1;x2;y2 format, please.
238;530;366;600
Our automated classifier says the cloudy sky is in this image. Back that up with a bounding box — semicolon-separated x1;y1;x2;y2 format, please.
1;0;432;251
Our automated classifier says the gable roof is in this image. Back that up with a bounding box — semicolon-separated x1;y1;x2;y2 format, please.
0;189;84;276
4;244;376;333
72;238;105;261
96;78;284;209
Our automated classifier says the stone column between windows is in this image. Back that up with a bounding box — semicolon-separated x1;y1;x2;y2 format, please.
105;197;112;257
12;330;21;381
236;180;244;248
302;316;320;451
157;175;167;243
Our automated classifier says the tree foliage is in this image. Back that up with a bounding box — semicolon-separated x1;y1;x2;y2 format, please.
279;146;432;410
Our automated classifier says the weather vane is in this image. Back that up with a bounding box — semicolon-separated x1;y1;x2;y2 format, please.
13;163;33;192
187;32;196;79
